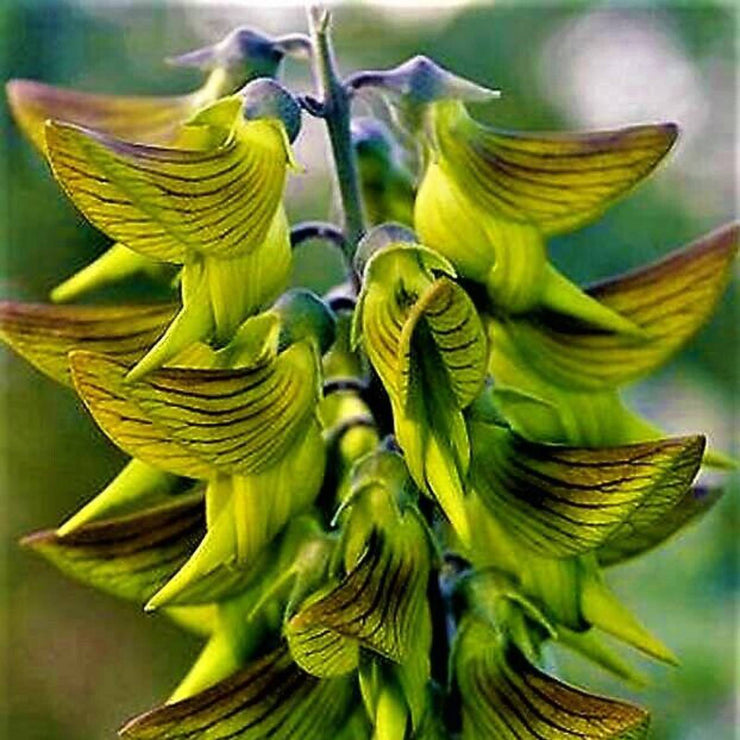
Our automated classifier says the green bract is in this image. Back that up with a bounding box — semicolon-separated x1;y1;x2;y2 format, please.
3;10;736;739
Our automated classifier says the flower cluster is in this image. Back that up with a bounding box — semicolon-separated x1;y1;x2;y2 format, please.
3;13;736;739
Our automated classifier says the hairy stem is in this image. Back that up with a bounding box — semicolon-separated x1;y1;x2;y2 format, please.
308;7;366;271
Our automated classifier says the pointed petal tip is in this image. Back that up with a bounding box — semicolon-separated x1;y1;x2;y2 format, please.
5;78;39;106
18;529;55;550
143;595;161;612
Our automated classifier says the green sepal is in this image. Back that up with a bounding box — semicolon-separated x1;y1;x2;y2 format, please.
57;459;184;535
468;420;705;558
51;243;172;303
21;491;204;605
119;644;357;740
454;616;650;739
373;683;409;739
598;485;724;566
167;545;301;704
357;632;432;735
273;288;337;355
0;300;176;387
487;345;650;447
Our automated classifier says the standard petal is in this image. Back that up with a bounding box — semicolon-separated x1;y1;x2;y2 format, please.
286;527;429;670
6;79;197;154
21;492;204;604
70;341;319;477
69;351;214;478
456;618;650;739
398;276;486;409
126;342;319;475
430;99;677;235
469;424;705;558
598;485;724;566
0;300;176;387
119;644;356;740
45;105;290;262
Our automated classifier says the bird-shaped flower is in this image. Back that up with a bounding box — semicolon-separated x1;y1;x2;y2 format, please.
284;449;433;734
353;225;487;546
6;26;307;154
65;290;334;609
486;224;738;457
458;392;707;678
414;97;676;334
44;79;301;380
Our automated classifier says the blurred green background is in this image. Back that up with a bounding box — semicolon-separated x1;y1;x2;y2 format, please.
0;2;736;738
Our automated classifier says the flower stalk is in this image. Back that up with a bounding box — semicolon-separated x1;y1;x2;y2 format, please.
308;7;366;267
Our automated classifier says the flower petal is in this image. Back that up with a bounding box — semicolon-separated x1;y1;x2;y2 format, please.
469;423;705;558
45;103;290;262
119;644;356;740
0;300;176;387
69;341;319;477
398;276;486;409
286;526;429;672
456;618;650;739
598;485;724;566
147;425;325;608
6;79;197;154
21;492;204;604
430;100;676;235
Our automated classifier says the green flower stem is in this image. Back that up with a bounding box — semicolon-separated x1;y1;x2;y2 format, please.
308;7;366;271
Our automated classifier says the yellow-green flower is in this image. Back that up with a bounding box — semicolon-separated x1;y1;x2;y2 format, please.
353;226;487;546
45;83;300;379
66;293;333;608
453;614;650;739
6;26;305;154
458;397;706;671
284;449;433;735
487;224;738;456
414;99;676;332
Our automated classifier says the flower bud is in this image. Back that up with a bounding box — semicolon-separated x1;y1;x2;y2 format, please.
240;77;302;142
167;26;309;79
274;288;337;355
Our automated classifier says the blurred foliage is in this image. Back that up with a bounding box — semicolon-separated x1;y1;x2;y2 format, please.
0;2;736;739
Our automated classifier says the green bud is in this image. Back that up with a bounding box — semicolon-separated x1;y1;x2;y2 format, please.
274;288;337;355
240;77;302;142
167;26;309;81
348;55;499;105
